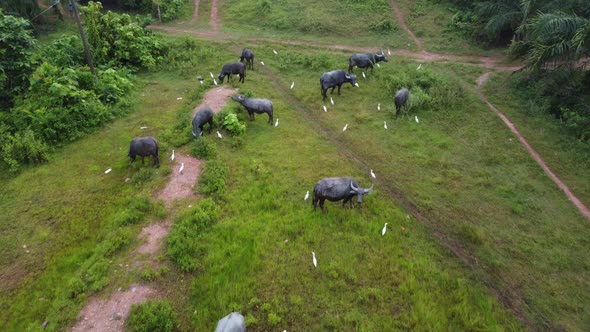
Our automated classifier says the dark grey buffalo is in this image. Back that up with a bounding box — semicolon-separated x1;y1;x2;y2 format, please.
239;48;254;70
348;52;388;74
312;177;374;213
319;70;358;100
128;136;159;167
231;95;273;124
219;62;246;83
394;88;410;116
214;312;246;332
192;106;214;138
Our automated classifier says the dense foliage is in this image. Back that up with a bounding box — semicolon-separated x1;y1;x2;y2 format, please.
127;300;178;332
120;0;186;22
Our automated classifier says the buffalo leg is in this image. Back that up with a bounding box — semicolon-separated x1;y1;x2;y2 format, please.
330;87;336;94
337;84;342;96
320;198;327;213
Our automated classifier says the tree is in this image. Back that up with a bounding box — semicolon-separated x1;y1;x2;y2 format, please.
0;0;39;21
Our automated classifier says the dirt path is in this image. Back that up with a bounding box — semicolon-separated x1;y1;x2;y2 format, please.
71;87;236;331
389;0;423;50
209;0;220;31
191;0;200;23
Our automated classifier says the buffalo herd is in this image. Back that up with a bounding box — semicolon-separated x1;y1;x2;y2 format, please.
129;47;414;213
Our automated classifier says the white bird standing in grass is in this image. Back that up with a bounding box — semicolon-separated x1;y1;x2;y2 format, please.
199;80;203;84
355;82;360;87
290;81;295;89
312;252;317;267
323;105;327;112
217;131;223;139
388;49;391;55
179;162;184;174
382;223;388;236
330;97;334;105
171;149;175;161
377;103;381;111
384;121;388;129
370;169;376;179
210;72;214;79
275;118;279;127
260;61;265;66
416;63;422;70
304;191;309;201
104;168;112;174
140;126;148;129
273;49;278;55
213;78;218;86
415;115;420;124
362;72;366;79
342;123;348;132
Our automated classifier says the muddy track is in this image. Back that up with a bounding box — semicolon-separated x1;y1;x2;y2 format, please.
390;0;423;50
191;0;200;23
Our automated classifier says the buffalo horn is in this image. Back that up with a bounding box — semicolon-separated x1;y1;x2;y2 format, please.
364;183;374;193
350;181;360;192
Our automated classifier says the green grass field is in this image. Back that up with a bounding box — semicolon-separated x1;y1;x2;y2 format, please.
1;2;589;331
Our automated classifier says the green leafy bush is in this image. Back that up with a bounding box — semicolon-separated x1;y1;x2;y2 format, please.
198;160;228;196
112;195;153;226
191;136;217;159
36;35;84;68
0;128;48;172
221;112;246;136
167;199;219;271
127;300;177;332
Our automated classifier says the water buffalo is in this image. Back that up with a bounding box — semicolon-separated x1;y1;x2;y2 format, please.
348;52;388;74
214;312;246;332
231;95;273;124
192;106;214;138
394;88;410;116
320;70;358;100
219;62;246;83
128;136;159;167
239;48;254;70
312;177;373;213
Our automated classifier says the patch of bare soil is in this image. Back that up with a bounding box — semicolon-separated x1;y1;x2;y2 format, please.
71;285;157;332
209;0;220;30
390;0;423;50
196;86;238;116
137;222;171;255
158;154;204;206
191;0;200;23
476;72;492;88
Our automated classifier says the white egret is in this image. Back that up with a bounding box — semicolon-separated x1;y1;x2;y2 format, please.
323;105;327;112
104;168;112;174
290;81;295;89
388;49;391;55
304;191;309;201
376;63;381;68
342;123;348;132
355;83;360;87
370;169;376;179
176;97;183;100
330;97;334;105
362;72;366;79
199;80;203;84
209;72;214;78
213;78;218;86
140;126;148;129
416;63;422;70
377;103;381;111
216;131;223;139
384;121;388;129
260;61;265;66
179;162;184;174
382;223;388;236
275;118;279;127
171;149;175;161
415;116;419;124
312;252;317;267
273;49;278;55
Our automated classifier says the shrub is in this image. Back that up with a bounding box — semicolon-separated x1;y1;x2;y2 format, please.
113;195;153;226
0;128;48;172
127;300;177;332
198;160;228;196
221;112;246;136
36;35;84;68
191;136;217;159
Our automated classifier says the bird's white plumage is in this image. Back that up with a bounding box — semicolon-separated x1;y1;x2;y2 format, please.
312;252;317;267
342;123;348;132
290;81;295;89
213;78;218;86
176;97;183;100
355;83;360;87
171;150;175;161
382;223;388;236
362;72;366;79
387;49;391;55
216;131;223;139
417;63;422;70
304;191;309;201
209;72;214;78
376;63;381;68
104;168;112;174
323;105;327;113
370;169;376;179
415;116;419;124
384;121;388;129
140;126;148;129
179;162;184;174
273;49;278;55
199;80;203;84
377;103;381;111
330;97;334;105
275;118;279;127
260;61;265;66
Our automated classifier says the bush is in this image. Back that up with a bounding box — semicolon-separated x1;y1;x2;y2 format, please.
0;128;48;172
113;196;153;226
198;160;228;196
191;136;217;159
167;199;219;271
221;112;246;136
36;35;84;68
127;300;177;332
